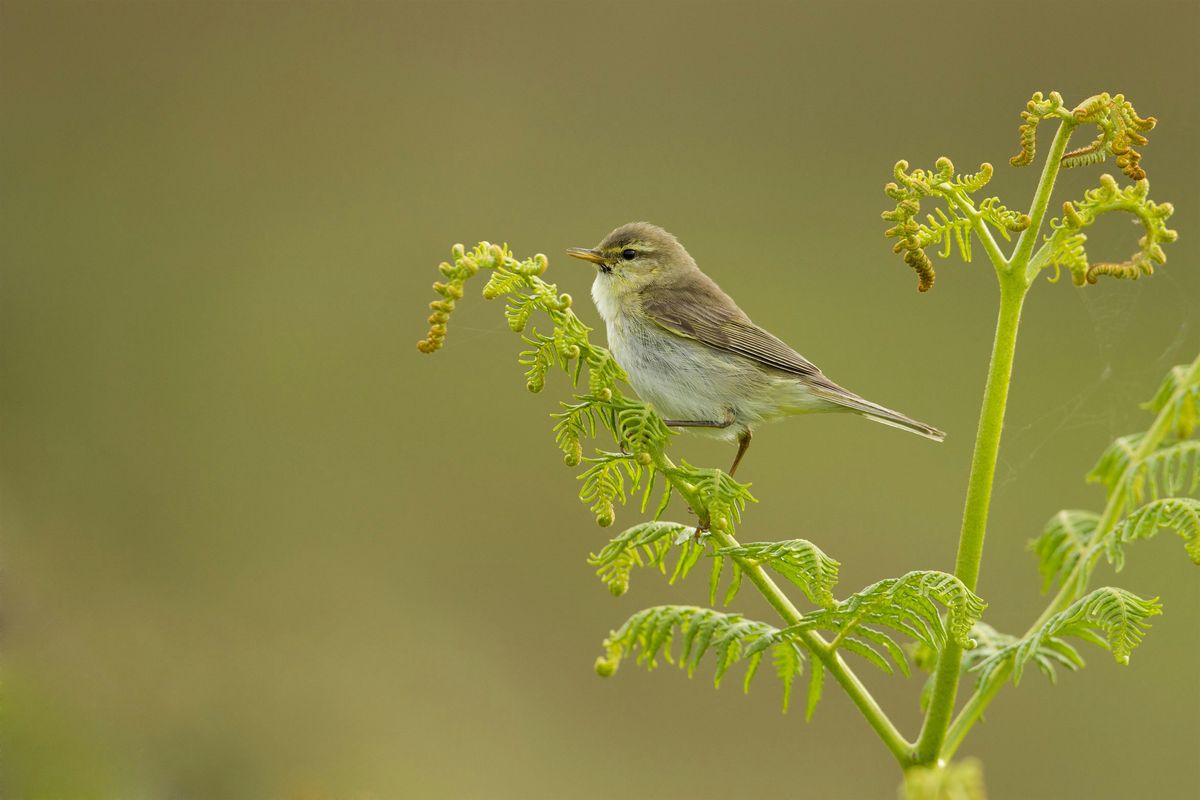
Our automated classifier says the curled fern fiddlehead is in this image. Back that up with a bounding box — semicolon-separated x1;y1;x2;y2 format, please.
1009;90;1067;167
1063;93;1157;181
1035;175;1178;286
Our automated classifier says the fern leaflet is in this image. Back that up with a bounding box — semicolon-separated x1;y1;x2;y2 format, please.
716;539;841;608
1109;497;1200;567
588;521;705;596
596;605;806;711
1029;510;1101;594
978;587;1163;685
786;571;986;675
1142;362;1200;438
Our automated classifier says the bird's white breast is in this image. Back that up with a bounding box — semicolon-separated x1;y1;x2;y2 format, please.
590;274;827;440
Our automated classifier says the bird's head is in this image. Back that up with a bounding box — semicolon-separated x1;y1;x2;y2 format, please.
567;222;696;294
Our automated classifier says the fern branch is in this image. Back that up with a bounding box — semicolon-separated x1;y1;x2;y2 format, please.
946;354;1200;756
977;587;1162;683
882;157;1020;290
595;605;804;708
645;449;914;762
1031;174;1177;286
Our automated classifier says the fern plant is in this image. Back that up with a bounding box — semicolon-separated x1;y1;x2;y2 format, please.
415;91;1191;797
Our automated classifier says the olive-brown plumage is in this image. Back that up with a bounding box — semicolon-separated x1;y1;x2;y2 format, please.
567;222;944;474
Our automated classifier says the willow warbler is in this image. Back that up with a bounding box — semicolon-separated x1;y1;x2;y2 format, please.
567;222;944;475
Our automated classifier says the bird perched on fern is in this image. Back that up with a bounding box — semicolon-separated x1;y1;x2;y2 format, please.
567;222;944;475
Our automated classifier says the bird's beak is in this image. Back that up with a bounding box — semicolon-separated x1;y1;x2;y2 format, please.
566;247;607;265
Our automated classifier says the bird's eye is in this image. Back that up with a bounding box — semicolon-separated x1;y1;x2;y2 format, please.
621;248;637;261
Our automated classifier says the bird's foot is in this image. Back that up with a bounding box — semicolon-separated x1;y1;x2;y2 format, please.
685;506;711;542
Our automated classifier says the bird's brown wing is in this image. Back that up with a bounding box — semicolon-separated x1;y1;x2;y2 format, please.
641;279;946;440
641;285;826;381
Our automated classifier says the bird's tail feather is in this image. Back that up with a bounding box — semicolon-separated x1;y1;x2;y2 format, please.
813;387;946;442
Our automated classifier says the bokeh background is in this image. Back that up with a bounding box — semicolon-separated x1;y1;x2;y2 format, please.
3;1;1198;798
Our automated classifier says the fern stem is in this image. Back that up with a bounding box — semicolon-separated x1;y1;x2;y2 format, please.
915;121;1079;764
954;279;1028;592
915;275;1028;763
941;668;1007;759
712;527;915;763
1010;121;1075;270
649;450;914;763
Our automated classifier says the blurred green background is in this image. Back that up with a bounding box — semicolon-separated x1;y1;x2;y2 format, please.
2;1;1198;798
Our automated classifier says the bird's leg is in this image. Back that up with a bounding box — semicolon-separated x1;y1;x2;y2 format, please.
662;413;738;535
729;429;752;476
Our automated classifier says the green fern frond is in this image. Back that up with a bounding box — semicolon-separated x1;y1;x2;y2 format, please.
1037;174;1177;286
517;330;560;394
504;291;540;335
1109;498;1200;568
972;588;1161;687
588;521;704;596
1029;510;1102;594
668;460;756;534
482;316;670;531
972;629;1086;687
716;539;840;608
480;264;524;299
787;571;986;674
596;605;805;711
1143;363;1200;438
845;626;912;677
882;156;1027;292
584;347;624;396
1014;587;1162;680
962;622;1020;688
416;242;483;353
1089;435;1200;504
915;207;975;263
1086;433;1146;494
552;400;594;467
578;452;651;528
1125;440;1200;504
1037;231;1089;285
612;401;673;457
882;158;992;292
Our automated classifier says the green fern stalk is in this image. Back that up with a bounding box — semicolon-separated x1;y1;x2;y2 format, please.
912;118;1070;768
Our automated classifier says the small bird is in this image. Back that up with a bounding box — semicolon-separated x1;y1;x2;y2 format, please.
567;222;944;476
